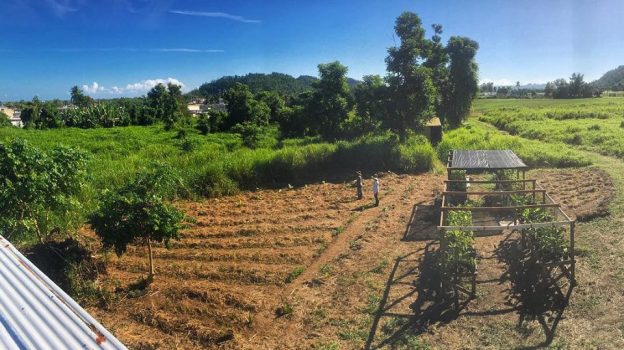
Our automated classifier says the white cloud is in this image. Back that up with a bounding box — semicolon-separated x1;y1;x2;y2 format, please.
82;82;104;94
169;10;261;23
80;78;186;96
124;78;185;93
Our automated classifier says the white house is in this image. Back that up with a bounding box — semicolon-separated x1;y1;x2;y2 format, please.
0;106;23;127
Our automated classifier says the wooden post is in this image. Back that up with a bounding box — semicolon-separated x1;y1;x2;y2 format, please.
570;221;576;285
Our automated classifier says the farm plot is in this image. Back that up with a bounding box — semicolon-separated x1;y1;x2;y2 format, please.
88;173;416;349
532;167;615;221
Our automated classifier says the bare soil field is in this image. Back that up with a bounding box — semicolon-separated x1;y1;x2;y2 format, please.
87;167;615;349
533;168;615;221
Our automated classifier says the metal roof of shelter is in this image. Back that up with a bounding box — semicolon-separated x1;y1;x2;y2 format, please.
0;236;126;350
449;150;527;170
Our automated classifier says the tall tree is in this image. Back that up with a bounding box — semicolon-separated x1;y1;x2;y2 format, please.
441;36;479;127
307;61;352;139
70;86;92;108
352;75;386;134
385;12;437;140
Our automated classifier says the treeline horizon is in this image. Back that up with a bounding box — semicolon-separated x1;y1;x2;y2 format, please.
2;11;481;146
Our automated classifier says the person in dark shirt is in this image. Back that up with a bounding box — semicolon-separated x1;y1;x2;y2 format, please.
356;171;363;200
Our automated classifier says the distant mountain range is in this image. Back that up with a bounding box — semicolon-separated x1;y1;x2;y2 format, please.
592;65;624;90
189;72;361;98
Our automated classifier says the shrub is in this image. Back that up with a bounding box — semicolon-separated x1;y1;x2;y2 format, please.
89;163;185;280
437;210;475;292
0;139;87;243
519;208;567;262
190;163;239;197
397;137;436;172
232;122;262;149
196;114;211;135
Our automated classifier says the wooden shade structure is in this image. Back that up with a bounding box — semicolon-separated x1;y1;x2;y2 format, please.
438;150;576;297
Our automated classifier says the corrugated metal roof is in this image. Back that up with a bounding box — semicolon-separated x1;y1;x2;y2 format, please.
450;150;528;169
0;236;127;350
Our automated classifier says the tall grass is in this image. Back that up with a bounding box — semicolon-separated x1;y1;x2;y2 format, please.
437;123;591;168
0;126;436;210
473;98;624;159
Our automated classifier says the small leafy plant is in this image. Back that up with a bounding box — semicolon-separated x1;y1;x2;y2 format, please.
437;209;476;292
519;208;567;262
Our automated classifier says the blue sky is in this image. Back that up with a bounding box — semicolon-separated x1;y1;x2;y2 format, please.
1;0;623;100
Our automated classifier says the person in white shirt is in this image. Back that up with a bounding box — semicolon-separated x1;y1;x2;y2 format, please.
372;177;380;207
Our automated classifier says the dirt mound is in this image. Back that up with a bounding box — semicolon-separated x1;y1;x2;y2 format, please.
532;167;615;221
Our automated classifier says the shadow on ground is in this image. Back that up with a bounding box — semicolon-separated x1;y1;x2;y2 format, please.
495;232;575;350
366;219;574;349
402;204;439;241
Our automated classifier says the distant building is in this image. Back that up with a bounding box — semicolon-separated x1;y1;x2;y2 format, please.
187;98;227;116
0;106;23;128
0;106;14;118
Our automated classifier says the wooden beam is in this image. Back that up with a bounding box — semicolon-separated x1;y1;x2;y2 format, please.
442;189;547;196
437;220;573;232
441;203;560;212
444;179;536;184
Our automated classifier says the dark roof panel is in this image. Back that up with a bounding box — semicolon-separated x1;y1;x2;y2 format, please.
450;150;527;169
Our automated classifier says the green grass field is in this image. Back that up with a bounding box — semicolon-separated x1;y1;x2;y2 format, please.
475;98;624;158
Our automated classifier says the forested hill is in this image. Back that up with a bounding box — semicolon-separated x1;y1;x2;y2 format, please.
593;65;624;90
189;72;360;98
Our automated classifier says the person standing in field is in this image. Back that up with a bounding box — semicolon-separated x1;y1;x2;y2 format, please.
372;176;380;207
356;171;363;200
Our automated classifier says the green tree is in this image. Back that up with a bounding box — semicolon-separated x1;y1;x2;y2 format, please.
146;83;169;121
89;164;185;280
544;82;555;98
0;112;11;127
223;83;270;129
552;78;570;99
385;12;437;140
307;61;352;139
196;113;211;135
70;86;92;108
256;90;285;122
352;75;386;135
441;36;480;127
39;102;62;129
20;97;42;128
0;139;87;243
